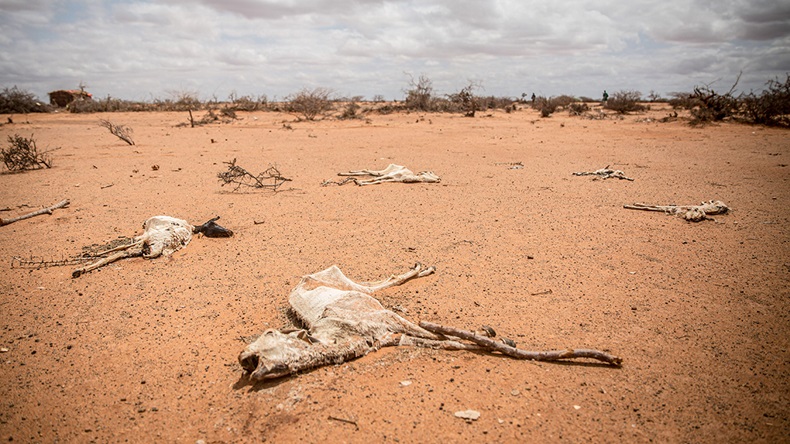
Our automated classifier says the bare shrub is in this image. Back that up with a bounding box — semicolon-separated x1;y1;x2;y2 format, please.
568;102;590;116
404;74;435;111
532;96;557;117
552;95;577;109
285;87;333;120
0;86;50;114
604;90;645;114
339;101;363;120
228;92;268;112
742;74;790;127
98;119;135;145
689;76;741;124
447;81;481;117
2;134;55;171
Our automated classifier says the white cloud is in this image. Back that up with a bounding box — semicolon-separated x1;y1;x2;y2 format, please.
0;0;788;101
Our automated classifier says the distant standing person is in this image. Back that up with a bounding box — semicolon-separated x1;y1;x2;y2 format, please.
531;93;536;102
602;90;609;102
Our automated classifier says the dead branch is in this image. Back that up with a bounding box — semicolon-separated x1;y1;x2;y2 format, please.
0;199;69;226
320;177;358;186
328;415;359;430
98;119;135;145
419;321;622;366
218;158;292;191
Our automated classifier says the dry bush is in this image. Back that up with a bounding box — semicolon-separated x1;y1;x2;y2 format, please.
228;92;269;112
404;74;435;111
98;119;135;145
568;102;590;116
447;82;481;117
2;134;54;171
689;78;740;124
68;98;104;113
285;87;334;120
604;90;645;114
532;96;558;117
741;74;790;127
339;102;363;120
476;95;516;111
0;86;50;114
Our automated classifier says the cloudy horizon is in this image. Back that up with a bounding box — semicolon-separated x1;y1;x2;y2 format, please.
1;0;788;103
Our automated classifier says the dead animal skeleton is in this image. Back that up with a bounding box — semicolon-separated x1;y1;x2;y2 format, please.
239;263;621;381
323;164;440;186
72;216;232;278
572;166;634;181
623;200;729;222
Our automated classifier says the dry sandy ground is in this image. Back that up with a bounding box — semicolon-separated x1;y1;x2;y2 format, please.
0;104;787;443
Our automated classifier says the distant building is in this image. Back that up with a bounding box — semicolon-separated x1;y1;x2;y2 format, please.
48;89;92;107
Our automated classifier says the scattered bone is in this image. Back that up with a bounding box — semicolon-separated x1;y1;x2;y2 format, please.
623;200;729;222
72;215;232;278
0;199;69;226
572;166;634;181
325;164;440;186
238;264;622;381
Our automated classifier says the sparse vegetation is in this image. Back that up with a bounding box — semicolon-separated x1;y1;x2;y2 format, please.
98;119;135;145
741;74;790;127
285;87;334;121
604;90;645;114
2;134;55;171
0;86;49;114
688;76;741;125
339;101;363;120
447;81;481;117
404;74;435;111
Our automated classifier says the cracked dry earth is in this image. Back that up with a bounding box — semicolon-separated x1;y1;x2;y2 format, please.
0;105;787;443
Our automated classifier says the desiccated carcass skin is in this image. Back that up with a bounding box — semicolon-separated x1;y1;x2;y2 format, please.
623;200;729;222
238;263;477;380
337;164;440;185
72;215;232;278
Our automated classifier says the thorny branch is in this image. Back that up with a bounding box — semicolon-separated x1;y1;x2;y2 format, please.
420;321;623;366
218;158;292;191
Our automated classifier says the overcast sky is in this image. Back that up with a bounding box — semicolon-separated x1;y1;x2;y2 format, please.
1;0;789;102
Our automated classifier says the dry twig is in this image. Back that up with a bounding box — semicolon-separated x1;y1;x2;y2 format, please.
419;321;623;366
98;119;135;145
0;199;69;226
218;158;291;191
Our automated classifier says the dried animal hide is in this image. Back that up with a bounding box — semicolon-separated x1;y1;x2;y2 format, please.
329;164;440;186
72;215;232;277
239;264;622;381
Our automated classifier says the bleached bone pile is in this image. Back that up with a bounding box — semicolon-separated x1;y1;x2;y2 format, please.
327;164;440;186
623;200;730;222
572;167;634;181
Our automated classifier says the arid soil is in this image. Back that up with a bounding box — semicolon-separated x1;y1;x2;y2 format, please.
0;105;787;443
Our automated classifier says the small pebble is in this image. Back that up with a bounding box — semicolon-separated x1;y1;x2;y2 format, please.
400;380;412;387
454;410;481;421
